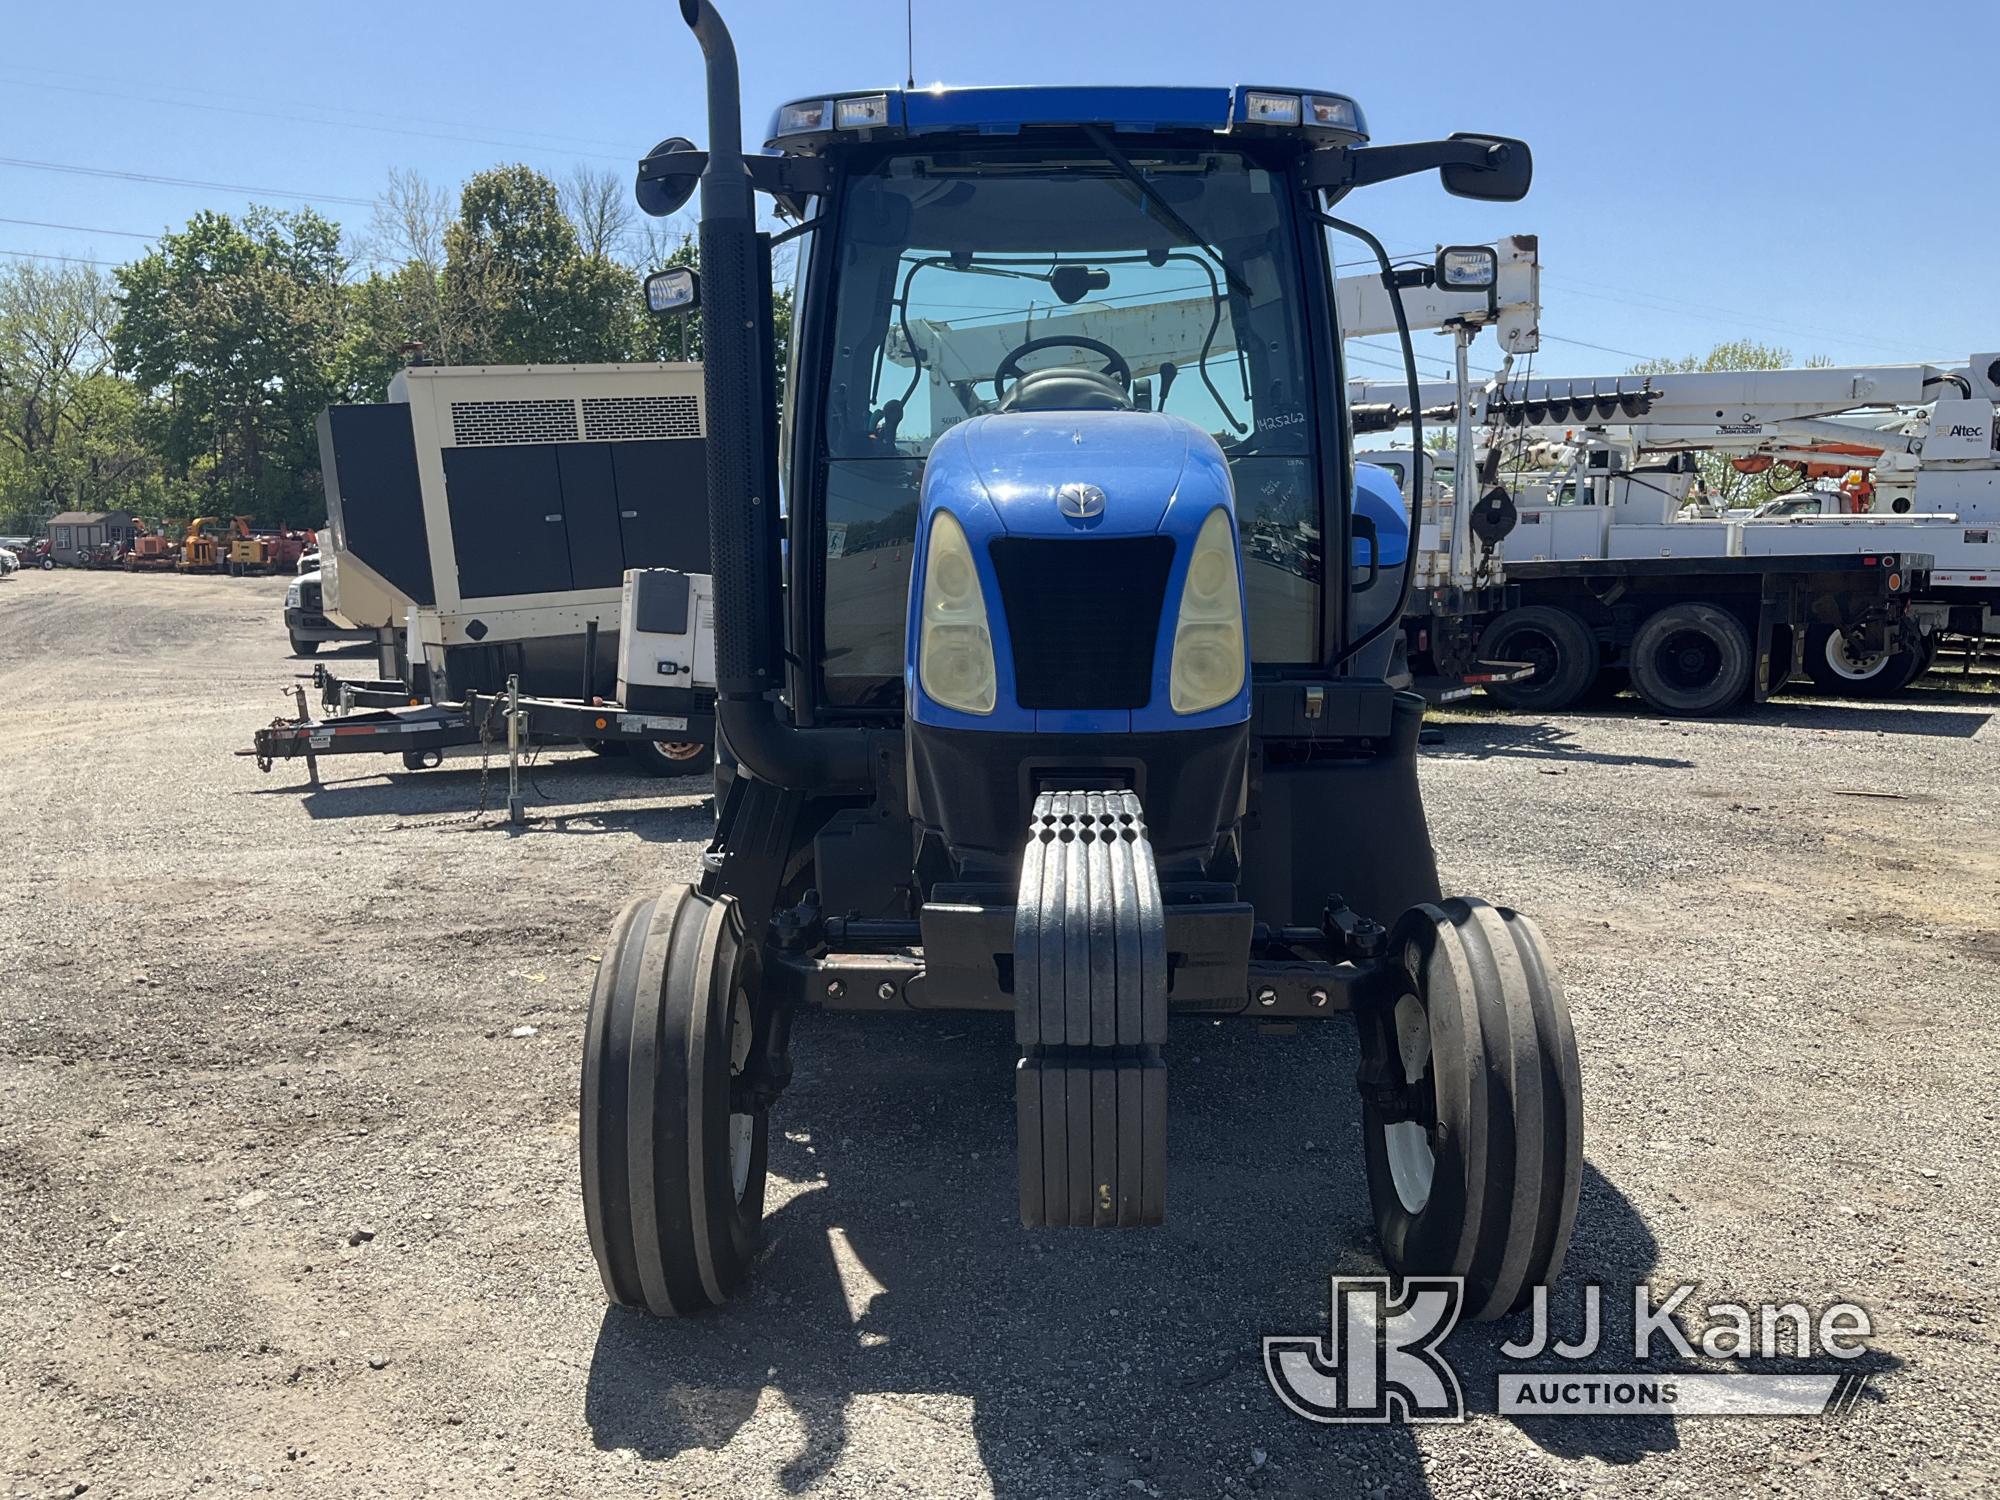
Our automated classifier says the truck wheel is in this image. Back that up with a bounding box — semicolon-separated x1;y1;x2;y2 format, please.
1803;624;1919;698
631;739;714;778
1481;606;1597;712
1359;898;1582;1321
581;885;769;1316
1629;602;1752;715
290;635;320;657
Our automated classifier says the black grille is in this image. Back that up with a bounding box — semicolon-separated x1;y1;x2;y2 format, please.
299;577;322;613
988;536;1175;710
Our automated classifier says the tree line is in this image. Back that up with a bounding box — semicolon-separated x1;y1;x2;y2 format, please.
0;163;721;534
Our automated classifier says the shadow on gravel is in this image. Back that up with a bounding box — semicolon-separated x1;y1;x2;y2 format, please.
1747;699;1992;737
581;1012;1684;1496
1421;719;1695;770
244;760;711;834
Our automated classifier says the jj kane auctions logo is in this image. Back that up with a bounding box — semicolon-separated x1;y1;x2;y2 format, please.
1265;1277;1876;1423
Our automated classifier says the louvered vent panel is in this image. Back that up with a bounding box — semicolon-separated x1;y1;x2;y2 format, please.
580;394;702;441
449;398;579;446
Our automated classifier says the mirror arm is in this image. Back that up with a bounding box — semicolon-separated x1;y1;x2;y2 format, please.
1306;137;1501;191
637;151;832;222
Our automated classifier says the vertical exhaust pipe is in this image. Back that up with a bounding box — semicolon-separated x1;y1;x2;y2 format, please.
680;0;871;791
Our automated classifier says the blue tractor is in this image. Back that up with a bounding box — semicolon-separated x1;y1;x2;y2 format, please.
581;0;1581;1321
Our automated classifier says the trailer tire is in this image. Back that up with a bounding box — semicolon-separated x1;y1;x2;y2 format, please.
1629;602;1752;715
581;885;769;1317
1803;624;1919;698
1359;898;1582;1321
1481;606;1597;712
289;635;320;657
631;739;714;779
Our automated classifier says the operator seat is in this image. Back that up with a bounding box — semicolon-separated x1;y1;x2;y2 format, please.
996;367;1134;413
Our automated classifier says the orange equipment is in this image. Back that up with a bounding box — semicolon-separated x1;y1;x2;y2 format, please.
124;521;177;572
179;517;225;573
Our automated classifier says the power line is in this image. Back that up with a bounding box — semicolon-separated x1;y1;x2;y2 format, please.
0;61;637;156
0;216;156;240
0;74;631;166
1540;274;1912;361
0;249;122;268
1538;332;1668;364
0;156;373;208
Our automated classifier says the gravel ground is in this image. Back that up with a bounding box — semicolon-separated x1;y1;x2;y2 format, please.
2;569;1996;1499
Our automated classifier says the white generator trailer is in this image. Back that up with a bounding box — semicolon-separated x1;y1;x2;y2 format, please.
250;364;720;784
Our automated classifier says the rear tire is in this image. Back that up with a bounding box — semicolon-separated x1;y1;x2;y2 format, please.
1359;898;1582;1321
1482;606;1598;712
290;635;319;657
581;885;769;1316
1629;602;1752;716
631;739;714;778
1803;623;1919;698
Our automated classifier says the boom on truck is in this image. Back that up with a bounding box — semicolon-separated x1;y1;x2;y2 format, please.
578;0;1587;1323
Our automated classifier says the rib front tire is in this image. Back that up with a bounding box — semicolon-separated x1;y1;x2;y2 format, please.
581;884;768;1316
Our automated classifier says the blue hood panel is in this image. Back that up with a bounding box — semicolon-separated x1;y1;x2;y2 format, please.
908;410;1249;735
934;411;1205;538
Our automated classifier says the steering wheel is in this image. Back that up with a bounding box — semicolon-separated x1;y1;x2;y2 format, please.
992;335;1134;413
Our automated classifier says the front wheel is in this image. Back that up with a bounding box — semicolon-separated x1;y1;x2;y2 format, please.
1358;898;1583;1322
290;634;320;657
581;885;769;1316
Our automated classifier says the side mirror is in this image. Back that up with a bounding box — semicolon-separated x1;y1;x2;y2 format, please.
635;136;706;219
1435;244;1498;292
1439;133;1532;203
645;267;701;315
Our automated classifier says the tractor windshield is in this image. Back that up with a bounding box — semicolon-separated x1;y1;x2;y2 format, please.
806;145;1322;709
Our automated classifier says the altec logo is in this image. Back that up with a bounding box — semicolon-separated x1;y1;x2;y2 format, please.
1263;1277;1466;1424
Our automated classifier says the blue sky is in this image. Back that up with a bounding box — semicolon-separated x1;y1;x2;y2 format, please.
4;0;1994;380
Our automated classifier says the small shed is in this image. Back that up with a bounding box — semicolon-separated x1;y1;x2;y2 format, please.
46;511;138;565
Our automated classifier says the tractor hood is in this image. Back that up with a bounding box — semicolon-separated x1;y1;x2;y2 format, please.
929;410;1230;539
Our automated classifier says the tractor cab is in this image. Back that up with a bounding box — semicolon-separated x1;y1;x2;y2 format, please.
581;0;1580;1328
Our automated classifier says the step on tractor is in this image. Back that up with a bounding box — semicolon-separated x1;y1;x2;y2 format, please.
581;0;1584;1321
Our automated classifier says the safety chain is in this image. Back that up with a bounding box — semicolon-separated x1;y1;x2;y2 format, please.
391;698;506;832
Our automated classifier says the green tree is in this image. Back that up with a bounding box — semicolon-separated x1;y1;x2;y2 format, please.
1628;339;1833;508
0;260;153;530
442;165;631;364
114;207;348;526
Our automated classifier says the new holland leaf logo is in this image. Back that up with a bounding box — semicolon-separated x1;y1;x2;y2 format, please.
1263;1276;1467;1424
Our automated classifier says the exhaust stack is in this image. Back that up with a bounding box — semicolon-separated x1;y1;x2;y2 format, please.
679;0;870;790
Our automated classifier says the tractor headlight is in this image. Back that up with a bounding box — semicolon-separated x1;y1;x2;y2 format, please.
918;510;996;715
1169;508;1246;714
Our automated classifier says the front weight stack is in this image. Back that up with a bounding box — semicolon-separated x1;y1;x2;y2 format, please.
1014;791;1167;1228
